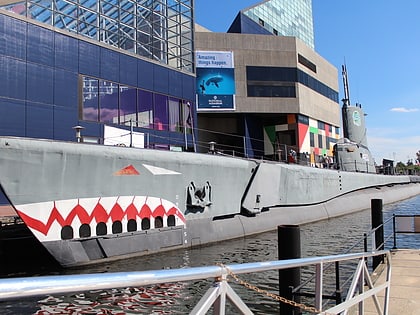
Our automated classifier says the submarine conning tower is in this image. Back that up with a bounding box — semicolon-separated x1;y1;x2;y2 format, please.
341;64;369;149
334;65;376;173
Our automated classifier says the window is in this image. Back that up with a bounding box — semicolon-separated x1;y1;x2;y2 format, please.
182;101;193;134
153;94;168;131
318;134;323;149
298;115;309;125
310;133;315;147
247;85;296;97
99;80;119;123
168;97;181;132
298;54;317;73
246;66;338;102
82;77;99;121
120;86;137;126
13;0;194;72
80;76;193;135
138;89;153;128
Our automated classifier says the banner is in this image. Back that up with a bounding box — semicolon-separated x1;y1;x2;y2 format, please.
196;51;235;110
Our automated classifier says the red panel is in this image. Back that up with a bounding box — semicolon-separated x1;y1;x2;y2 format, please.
298;123;309;149
325;124;330;137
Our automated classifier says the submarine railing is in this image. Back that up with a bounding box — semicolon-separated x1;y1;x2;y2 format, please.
0;250;391;315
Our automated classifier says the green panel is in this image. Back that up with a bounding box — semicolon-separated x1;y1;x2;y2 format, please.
309;126;318;134
264;125;276;144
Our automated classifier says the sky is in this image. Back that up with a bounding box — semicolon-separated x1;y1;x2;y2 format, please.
195;0;420;164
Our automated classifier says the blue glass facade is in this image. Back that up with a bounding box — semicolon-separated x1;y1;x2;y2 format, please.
0;5;195;148
1;0;194;72
241;0;314;49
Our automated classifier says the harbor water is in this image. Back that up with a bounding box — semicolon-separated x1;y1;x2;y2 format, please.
1;195;419;314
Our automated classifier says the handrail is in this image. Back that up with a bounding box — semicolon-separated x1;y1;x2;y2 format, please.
292;215;396;308
0;250;391;315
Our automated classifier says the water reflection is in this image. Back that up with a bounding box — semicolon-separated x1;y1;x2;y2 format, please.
1;195;420;314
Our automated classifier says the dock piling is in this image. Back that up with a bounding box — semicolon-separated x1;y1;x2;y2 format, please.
278;225;301;315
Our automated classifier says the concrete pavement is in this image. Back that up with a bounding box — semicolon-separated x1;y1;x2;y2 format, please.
362;249;420;315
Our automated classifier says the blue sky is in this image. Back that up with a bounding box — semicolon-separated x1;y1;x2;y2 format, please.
195;1;420;164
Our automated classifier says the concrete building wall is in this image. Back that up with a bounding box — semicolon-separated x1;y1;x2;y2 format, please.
195;31;341;159
195;32;339;127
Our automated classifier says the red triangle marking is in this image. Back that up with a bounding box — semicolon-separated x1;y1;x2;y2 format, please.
114;164;140;175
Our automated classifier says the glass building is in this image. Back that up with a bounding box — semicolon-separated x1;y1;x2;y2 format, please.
0;1;196;149
1;0;194;72
230;0;314;49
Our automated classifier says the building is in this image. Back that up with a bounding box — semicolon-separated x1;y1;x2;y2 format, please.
195;0;340;164
230;0;314;49
0;0;196;150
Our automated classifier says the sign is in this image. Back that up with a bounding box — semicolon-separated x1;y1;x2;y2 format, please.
196;51;235;111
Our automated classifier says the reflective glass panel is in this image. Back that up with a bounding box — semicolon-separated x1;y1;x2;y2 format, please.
153;93;168;131
82;77;99;121
119;86;137;126
137;89;153;128
99;80;119;124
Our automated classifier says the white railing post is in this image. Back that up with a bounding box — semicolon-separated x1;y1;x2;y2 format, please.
315;262;323;311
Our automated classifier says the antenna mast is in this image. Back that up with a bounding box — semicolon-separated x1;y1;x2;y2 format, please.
342;64;350;107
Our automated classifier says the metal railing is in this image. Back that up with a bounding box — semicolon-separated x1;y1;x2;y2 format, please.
0;250;391;315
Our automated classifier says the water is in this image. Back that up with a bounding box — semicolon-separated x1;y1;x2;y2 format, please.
1;195;420;314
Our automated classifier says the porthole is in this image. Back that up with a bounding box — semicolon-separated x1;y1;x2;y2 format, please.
141;218;150;230
167;215;175;227
155;216;163;228
79;223;91;238
96;222;107;236
127;219;137;232
112;221;122;234
61;225;73;240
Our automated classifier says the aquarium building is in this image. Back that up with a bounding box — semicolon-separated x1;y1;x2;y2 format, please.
195;0;340;163
0;0;196;150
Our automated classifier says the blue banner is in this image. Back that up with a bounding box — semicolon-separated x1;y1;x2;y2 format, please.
196;51;235;110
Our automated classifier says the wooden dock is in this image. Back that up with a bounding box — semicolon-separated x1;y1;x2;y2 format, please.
362;249;420;315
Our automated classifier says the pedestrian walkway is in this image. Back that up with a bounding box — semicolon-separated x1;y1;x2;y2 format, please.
362;249;420;315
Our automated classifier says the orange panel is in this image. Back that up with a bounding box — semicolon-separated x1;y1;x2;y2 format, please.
287;114;296;124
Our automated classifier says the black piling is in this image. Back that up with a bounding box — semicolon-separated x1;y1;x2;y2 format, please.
371;199;384;269
278;225;301;315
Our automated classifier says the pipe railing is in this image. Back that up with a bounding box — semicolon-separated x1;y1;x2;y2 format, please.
0;250;391;315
